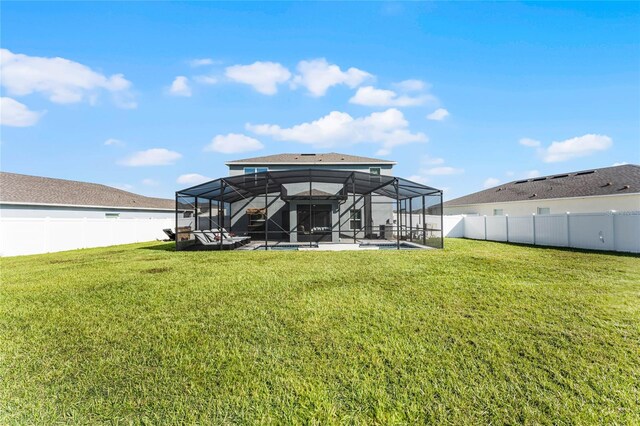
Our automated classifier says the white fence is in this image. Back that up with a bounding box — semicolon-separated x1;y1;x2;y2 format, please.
454;212;639;253
0;217;173;257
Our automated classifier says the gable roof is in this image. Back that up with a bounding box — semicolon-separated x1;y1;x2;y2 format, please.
226;152;396;166
444;164;640;207
0;172;175;210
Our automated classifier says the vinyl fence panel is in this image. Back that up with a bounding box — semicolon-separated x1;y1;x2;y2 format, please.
1;217;173;257
534;214;569;247
506;216;534;244
485;216;508;241
568;213;615;251
464;216;486;240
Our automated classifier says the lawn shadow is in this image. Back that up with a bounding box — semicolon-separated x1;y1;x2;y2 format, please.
467;239;640;258
138;242;176;252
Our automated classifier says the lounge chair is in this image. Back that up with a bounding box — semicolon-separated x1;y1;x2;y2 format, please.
192;230;238;250
162;228;176;241
204;229;251;246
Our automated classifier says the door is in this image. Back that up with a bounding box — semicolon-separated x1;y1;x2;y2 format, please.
297;204;332;242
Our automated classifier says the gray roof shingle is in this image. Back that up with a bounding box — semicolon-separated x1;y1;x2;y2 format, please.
444;164;640;207
0;172;175;210
226;152;396;165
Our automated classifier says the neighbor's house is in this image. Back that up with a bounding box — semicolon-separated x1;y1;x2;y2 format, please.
444;164;640;216
0;172;175;256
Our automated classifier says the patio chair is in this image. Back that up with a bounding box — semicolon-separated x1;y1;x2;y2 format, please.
192;230;238;249
162;228;176;241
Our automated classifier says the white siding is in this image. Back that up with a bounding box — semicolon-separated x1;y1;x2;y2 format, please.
444;193;640;216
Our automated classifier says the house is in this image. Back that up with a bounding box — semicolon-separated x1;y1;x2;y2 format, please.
0;172;174;219
444;164;640;216
176;152;443;249
0;172;175;256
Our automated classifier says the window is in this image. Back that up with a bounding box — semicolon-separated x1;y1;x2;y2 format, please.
369;167;381;176
350;208;362;230
244;167;268;174
493;209;503;216
105;213;120;219
537;207;550;215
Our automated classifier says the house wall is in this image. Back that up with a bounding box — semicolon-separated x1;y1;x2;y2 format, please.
224;185;395;242
443;193;640;216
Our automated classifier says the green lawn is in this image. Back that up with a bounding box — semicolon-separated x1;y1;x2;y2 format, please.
1;239;639;424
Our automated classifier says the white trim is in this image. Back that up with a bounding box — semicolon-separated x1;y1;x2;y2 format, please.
444;192;640;208
0;201;174;212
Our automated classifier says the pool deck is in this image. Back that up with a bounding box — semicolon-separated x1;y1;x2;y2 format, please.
238;240;433;251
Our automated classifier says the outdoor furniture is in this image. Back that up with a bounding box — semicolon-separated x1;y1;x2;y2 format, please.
162;228;176;241
203;229;251;246
192;230;238;250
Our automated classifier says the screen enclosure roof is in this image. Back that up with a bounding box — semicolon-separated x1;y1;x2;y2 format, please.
176;169;441;203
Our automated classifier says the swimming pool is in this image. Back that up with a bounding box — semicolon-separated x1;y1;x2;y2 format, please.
253;243;318;251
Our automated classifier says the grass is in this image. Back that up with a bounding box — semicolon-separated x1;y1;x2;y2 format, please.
1;239;639;424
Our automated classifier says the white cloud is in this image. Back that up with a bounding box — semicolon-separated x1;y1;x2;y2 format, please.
119;148;182;166
543;134;612;163
169;76;191;97
422;155;445;165
349;86;431;107
483;177;501;189
393;79;427;92
407;174;430;185
525;170;540;178
204;133;264;154
112;183;134;191
0;97;43;127
0;48;136;108
612;162;628;166
519;138;541;147
142;178;159;186
104;138;124;147
426;108;450;121
225;61;291;95
520;134;612;163
291;58;372;97
247;108;426;155
193;75;218;85
189;58;214;67
422;166;464;176
177;173;212;185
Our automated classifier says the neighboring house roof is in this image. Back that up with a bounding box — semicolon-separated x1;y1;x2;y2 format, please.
444;164;640;207
226;152;396;166
0;172;175;210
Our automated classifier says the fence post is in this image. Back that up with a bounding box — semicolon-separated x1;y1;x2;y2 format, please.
611;211;616;251
483;215;487;240
532;214;536;245
505;214;509;242
566;212;571;247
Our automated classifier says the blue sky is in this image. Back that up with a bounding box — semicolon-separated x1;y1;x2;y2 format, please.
1;2;638;200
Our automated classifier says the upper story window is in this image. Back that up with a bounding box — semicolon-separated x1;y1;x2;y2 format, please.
537;207;550;215
369;167;381;176
105;213;120;219
244;167;268;174
493;209;504;216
